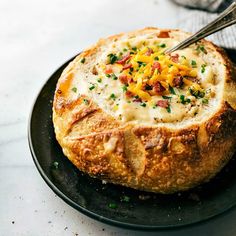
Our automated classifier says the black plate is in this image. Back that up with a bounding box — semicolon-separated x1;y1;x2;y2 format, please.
28;49;236;230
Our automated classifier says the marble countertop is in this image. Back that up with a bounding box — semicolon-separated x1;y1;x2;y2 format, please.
1;0;236;235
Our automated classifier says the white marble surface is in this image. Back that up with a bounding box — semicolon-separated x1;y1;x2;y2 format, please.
1;0;236;235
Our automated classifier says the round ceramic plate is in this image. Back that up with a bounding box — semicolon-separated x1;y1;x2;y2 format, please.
28;50;236;230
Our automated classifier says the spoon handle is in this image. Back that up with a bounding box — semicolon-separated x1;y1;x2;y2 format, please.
165;2;236;54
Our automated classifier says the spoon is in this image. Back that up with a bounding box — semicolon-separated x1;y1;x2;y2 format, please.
165;2;236;54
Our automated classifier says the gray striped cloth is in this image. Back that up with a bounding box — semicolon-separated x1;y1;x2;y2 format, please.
172;0;236;49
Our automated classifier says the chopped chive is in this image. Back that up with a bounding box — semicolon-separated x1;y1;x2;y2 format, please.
83;99;89;105
120;196;130;202
71;87;77;93
122;85;128;92
140;102;146;107
80;58;86;63
201;64;206;73
108;203;117;209
168;64;173;68
162;95;172;99
169;85;176;95
145;84;152;90
137;61;146;67
181;55;186;59
53;161;59;169
106;74;111;78
159;43;166;48
180;95;185;104
107;53;118;64
202;98;209;104
97;78;102;83
154;56;159;60
132;46;137;51
166;106;171;113
111;74;118;80
191;60;197;68
189;88;205;98
179;95;190;104
89;85;95;90
123;48;128;52
110;93;116;100
196;45;207;54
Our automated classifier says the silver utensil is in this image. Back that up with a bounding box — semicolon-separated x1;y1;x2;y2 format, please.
165;2;236;54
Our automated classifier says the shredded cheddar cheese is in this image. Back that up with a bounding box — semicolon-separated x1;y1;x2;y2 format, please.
104;45;202;101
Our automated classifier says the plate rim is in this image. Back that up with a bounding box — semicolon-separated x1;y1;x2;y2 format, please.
27;54;236;231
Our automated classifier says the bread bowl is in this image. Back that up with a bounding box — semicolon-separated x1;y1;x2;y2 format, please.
53;27;236;194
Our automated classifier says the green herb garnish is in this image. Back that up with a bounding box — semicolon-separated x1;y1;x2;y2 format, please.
191;60;197;68
108;203;117;209
162;95;172;99
83;99;89;105
196;45;207;54
111;74;118;80
201;64;206;73
122;85;128;92
159;43;166;48
180;95;191;104
154;56;159;60
97;78;102;83
202;98;209;104
140;102;146;107
145;84;152;90
53;161;59;169
71;87;77;93
110;93;116;100
89;85;95;90
120;196;130;202
189;88;205;98
169;85;176;95
80;58;86;63
166;106;171;113
137;61;146;67
108;53;118;64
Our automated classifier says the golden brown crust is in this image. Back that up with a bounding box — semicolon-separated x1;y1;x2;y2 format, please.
53;27;236;193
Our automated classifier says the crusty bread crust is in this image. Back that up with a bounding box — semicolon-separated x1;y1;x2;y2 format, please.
53;27;236;193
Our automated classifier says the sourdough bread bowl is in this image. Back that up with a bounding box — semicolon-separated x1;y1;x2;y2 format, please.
53;27;236;194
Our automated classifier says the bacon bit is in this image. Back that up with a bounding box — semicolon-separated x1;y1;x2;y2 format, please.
105;65;113;74
119;74;128;84
185;76;199;83
157;100;169;108
173;76;183;87
158;31;170;38
133;97;142;102
145;48;154;56
153;81;166;93
170;54;179;63
123;63;132;70
152;61;161;71
125;91;133;98
116;53;131;64
128;77;134;83
92;66;98;75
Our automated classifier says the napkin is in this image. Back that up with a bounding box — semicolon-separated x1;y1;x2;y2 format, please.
172;0;236;49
